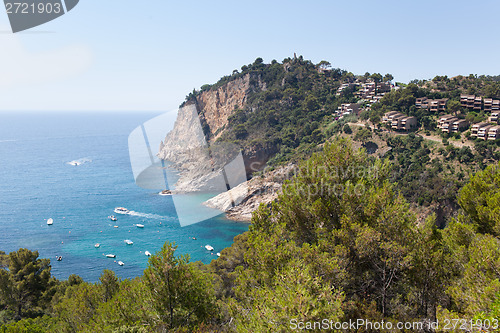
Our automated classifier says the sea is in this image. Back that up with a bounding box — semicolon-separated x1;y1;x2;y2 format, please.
0;112;249;282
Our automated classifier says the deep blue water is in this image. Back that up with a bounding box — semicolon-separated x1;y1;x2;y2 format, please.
0;112;248;282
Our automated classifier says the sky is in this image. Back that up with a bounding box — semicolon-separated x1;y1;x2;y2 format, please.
1;0;500;112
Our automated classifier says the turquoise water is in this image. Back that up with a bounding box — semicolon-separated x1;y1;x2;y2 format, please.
0;112;249;282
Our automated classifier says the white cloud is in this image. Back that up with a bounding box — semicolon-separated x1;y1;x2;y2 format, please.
0;28;92;88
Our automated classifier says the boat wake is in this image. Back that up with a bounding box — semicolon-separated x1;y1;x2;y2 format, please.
0;139;16;143
67;158;92;166
128;210;174;221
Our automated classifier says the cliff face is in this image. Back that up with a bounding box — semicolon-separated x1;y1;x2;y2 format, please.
196;75;251;142
158;73;282;220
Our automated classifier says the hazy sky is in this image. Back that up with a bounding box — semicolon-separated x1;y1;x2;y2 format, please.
1;0;499;112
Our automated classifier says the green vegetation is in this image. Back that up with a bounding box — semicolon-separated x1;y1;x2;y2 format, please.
2;140;500;332
186;56;359;165
2;59;500;331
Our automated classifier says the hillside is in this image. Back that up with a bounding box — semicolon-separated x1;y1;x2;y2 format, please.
3;57;500;332
159;56;500;224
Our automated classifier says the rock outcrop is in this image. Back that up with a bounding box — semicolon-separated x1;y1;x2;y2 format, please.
203;165;293;221
197;75;251;142
158;74;280;221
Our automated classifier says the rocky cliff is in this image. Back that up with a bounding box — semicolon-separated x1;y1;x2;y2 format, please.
196;75;251;142
158;74;282;221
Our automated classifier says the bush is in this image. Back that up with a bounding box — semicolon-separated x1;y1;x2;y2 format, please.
343;124;352;134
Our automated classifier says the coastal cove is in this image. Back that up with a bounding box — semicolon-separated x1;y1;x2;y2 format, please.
0;112;249;282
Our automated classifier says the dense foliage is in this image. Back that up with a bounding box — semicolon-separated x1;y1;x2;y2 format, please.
2;140;500;332
2;59;500;331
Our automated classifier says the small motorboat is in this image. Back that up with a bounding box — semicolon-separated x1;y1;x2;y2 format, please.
47;218;54;225
106;254;116;258
205;245;214;251
95;243;100;248
192;237;197;240
117;261;124;266
113;226;119;228
135;224;144;228
216;253;221;257
114;207;130;215
124;239;133;245
56;256;62;261
158;189;172;196
145;251;151;256
108;215;117;221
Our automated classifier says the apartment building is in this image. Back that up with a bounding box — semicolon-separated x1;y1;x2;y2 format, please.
488;126;500;140
416;98;448;112
471;122;490;138
336;83;356;96
399;116;418;130
451;119;470;132
460;95;500;112
484;98;493;111
430;99;449;112
356;81;393;100
474;96;482;110
416;97;428;109
460;95;473;108
477;125;495;140
337;103;360;115
391;114;407;130
489;112;499;122
382;111;417;131
493;100;500;111
441;118;459;133
382;111;400;123
437;115;455;129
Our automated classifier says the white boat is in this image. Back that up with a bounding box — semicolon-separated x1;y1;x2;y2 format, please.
69;161;81;166
205;245;214;251
47;218;53;225
95;243;100;248
158;190;172;196
108;215;117;221
145;251;151;256
135;224;144;228
114;207;130;215
106;254;116;258
117;261;124;266
217;252;221;257
124;239;133;245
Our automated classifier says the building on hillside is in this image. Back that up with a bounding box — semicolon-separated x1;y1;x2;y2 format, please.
492;100;500;111
471;122;490;138
429;98;449;112
356;81;393;101
437;115;455;129
417;98;448;112
477;125;495;140
336;83;357;96
441;118;459;133
382;111;417;131
484;98;493;112
337;103;360;115
382;111;400;123
474;96;482;110
488;126;500;140
460;95;500;112
416;97;428;109
399;116;417;130
460;94;472;108
489;112;499;122
451;119;470;132
391;114;407;130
